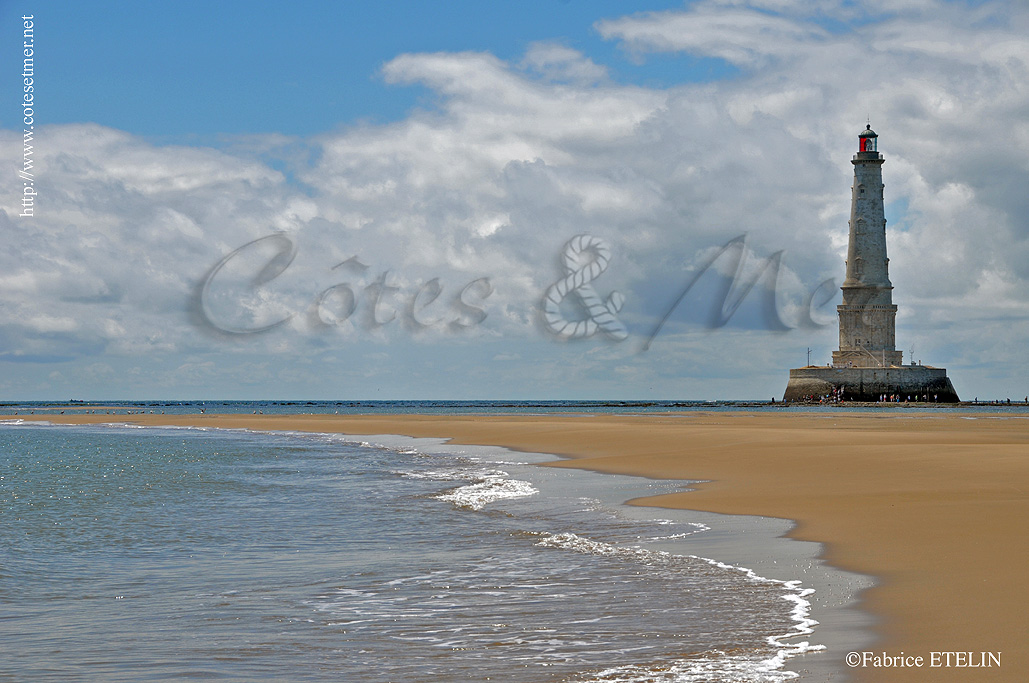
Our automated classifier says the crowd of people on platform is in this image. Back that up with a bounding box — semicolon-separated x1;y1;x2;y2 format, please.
790;390;944;404
794;386;848;403
784;393;1028;405
877;393;942;402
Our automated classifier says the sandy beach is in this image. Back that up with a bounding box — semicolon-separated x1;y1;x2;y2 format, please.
18;410;1026;682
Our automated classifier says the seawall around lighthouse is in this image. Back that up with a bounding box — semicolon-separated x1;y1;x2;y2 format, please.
783;365;959;402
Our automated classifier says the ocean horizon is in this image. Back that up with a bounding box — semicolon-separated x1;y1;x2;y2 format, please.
5;398;1029;418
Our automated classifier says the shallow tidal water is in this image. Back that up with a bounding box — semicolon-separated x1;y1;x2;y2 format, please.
0;417;857;681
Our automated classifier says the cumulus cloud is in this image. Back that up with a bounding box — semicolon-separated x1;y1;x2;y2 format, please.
1;0;1026;398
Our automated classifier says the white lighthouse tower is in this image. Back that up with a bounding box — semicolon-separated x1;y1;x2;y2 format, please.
783;125;959;402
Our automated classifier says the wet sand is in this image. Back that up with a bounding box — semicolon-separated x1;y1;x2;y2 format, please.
17;411;1027;681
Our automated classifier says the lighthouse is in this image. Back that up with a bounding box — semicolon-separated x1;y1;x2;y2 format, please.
783;126;959;402
833;125;903;368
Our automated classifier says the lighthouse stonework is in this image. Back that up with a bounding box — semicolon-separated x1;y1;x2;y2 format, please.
783;126;959;402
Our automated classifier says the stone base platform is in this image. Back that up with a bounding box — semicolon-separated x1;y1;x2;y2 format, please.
783;365;959;403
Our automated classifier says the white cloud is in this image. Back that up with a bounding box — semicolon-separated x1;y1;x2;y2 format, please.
26;315;78;333
597;5;829;66
520;42;611;85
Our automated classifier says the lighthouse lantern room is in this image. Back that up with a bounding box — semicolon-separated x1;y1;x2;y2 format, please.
858;124;878;153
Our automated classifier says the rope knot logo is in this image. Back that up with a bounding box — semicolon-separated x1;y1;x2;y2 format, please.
542;234;628;341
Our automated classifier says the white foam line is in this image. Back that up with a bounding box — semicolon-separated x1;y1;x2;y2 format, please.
537;533;824;680
646;521;710;541
691;556;825;673
436;474;539;511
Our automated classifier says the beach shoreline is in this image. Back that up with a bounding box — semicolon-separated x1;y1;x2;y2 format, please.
12;410;1025;682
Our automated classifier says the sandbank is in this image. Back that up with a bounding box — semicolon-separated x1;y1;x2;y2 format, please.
16;410;1027;682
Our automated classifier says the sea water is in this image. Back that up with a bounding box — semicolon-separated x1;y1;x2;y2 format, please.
0;417;861;682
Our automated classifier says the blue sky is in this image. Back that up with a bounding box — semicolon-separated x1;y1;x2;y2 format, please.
1;0;1027;400
3;0;711;139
